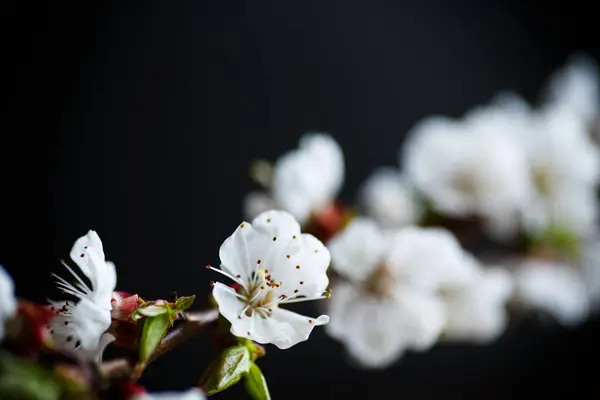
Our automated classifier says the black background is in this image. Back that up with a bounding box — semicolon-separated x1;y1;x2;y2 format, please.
5;1;600;398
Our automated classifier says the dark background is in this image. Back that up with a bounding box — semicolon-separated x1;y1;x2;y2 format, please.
5;1;600;398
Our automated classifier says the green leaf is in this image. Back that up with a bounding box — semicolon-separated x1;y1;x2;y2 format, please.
174;295;196;312
137;304;169;317
0;351;62;400
199;345;251;396
529;222;581;260
245;363;271;400
138;312;171;362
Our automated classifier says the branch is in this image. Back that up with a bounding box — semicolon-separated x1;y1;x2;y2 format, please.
150;309;219;362
99;308;219;382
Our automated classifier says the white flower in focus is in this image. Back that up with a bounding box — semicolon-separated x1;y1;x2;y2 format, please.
519;106;600;238
0;265;17;341
244;133;344;224
514;260;590;327
543;53;599;126
402;103;531;239
131;388;206;400
325;219;473;368
48;230;117;359
443;261;513;343
210;210;331;349
358;167;422;229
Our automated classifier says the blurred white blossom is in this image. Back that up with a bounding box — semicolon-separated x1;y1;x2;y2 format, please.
243;133;344;224
0;265;17;341
211;210;330;350
402;103;531;239
325;218;474;368
48;231;117;360
442;260;513;343
518;106;600;238
543;53;599;127
581;236;600;310
358;167;423;229
514;260;590;327
131;388;206;400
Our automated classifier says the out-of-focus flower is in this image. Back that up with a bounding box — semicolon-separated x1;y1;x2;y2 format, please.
402;102;531;239
358;167;422;229
581;236;600;310
130;388;206;400
513;259;590;327
325;218;474;368
48;230;117;360
543;53;599;127
243;192;278;221
442;260;513;343
210;210;331;350
518;106;600;239
0;265;17;341
243;133;344;225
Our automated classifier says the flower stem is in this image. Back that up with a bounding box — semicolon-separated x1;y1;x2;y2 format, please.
98;308;219;382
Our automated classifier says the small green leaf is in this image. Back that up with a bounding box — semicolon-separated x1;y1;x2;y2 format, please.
137;304;169;317
138;312;171;362
245;363;271;400
174;295;196;312
199;345;251;396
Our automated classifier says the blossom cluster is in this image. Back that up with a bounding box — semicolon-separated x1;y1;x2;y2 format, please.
243;53;600;368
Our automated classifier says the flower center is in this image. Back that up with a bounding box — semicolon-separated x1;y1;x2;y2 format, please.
364;264;395;299
239;271;279;316
533;167;553;197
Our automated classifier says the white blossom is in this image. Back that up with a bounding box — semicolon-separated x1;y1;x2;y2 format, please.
442;259;513;343
402;102;531;239
243;133;344;224
48;231;117;360
518;106;600;238
131;388;206;400
543;53;599;127
0;265;17;341
514;259;590;327
358;167;422;229
210;210;331;350
325;218;474;368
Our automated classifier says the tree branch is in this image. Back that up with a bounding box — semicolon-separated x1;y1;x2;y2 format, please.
99;308;219;382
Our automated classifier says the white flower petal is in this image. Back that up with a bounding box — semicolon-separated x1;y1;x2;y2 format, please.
212;283;246;324
272;133;344;224
132;388;206;400
0;266;17;341
543;53;599;125
267;308;328;350
327;218;386;283
385;227;475;290
49;297;112;351
69;231;117;303
243;191;278;221
394;286;447;351
443;267;513;343
326;281;407;368
358;167;422;229
514;260;590;326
